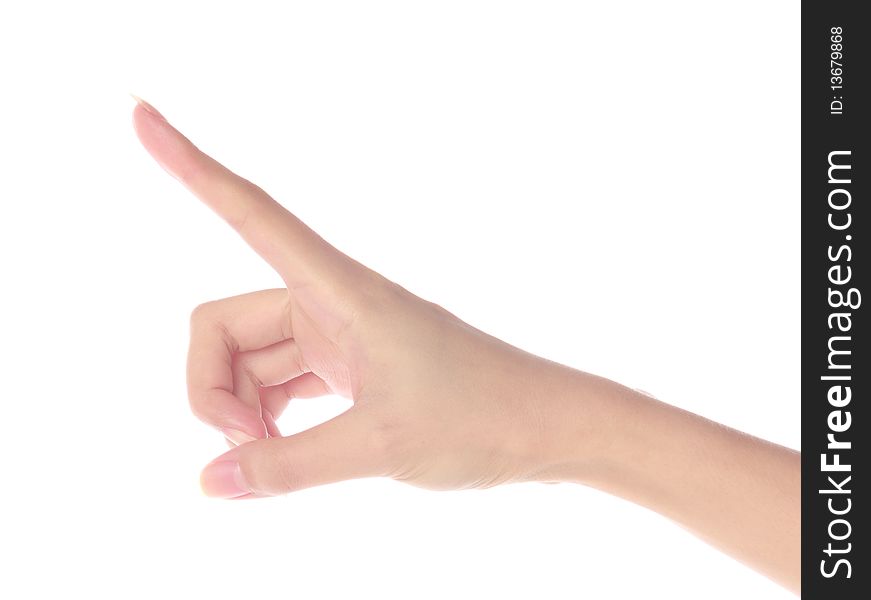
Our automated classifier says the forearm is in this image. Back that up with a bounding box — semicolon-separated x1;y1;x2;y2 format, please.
529;364;800;593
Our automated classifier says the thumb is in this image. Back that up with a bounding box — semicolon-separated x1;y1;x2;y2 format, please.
199;410;384;498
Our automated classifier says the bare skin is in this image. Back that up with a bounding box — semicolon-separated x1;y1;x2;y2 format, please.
132;97;800;594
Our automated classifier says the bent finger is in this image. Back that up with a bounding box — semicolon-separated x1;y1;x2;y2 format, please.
259;372;334;422
187;289;291;439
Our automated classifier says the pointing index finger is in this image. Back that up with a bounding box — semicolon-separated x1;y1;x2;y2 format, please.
132;99;339;286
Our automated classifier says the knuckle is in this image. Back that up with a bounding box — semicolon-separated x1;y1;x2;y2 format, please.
227;206;253;234
186;391;214;424
239;442;299;496
234;355;262;387
189;301;216;327
348;276;405;333
272;453;305;494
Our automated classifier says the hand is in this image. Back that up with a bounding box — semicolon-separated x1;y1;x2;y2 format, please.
133;97;800;593
132;97;599;498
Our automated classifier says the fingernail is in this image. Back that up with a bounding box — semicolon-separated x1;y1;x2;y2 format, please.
222;427;258;446
129;93;167;121
200;460;250;498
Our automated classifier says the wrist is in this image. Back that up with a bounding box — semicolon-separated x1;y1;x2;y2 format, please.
518;361;639;486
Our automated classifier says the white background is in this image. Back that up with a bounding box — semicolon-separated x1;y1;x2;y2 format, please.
0;1;799;598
